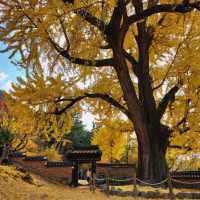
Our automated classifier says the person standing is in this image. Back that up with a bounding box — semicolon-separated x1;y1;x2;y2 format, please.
86;169;91;183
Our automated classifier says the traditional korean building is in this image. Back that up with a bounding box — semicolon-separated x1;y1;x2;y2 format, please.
65;145;102;187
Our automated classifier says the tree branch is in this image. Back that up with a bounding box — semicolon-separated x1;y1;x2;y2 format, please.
128;2;200;26
46;25;113;68
54;93;130;118
74;9;106;33
123;49;138;66
107;0;127;36
57;15;70;51
60;50;114;67
123;49;140;76
12;134;28;152
153;23;194;90
168;145;191;151
62;1;107;33
63;0;106;32
84;92;130;118
171;98;191;133
105;0;129;47
153;43;181;90
14;139;28;151
157;84;181;119
14;1;111;68
54;96;85;115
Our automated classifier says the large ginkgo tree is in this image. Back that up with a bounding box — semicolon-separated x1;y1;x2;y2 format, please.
0;0;200;181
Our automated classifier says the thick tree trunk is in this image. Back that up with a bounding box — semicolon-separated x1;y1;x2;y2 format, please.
137;140;168;182
0;144;10;164
112;49;168;182
136;124;170;182
111;23;170;182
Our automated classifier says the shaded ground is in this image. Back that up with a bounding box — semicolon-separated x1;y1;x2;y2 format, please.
0;165;199;200
0;165;147;200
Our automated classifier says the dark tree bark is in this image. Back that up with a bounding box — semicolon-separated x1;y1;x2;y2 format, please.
0;144;10;164
111;37;170;181
59;0;200;182
105;0;170;181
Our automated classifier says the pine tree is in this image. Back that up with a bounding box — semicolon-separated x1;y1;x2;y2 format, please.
65;113;92;147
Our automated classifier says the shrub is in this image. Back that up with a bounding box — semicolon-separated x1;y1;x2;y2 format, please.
41;147;62;161
0;128;13;147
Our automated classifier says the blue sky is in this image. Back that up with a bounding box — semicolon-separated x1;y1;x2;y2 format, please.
0;50;94;128
0;43;93;129
0;43;25;92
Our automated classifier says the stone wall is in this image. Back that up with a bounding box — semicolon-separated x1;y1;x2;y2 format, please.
9;153;72;184
96;163;136;178
10;153;137;184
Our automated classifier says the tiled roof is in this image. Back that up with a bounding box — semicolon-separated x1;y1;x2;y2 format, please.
70;150;100;154
96;163;136;168
9;151;25;158
24;156;48;161
46;161;72;167
72;145;100;150
66;145;102;161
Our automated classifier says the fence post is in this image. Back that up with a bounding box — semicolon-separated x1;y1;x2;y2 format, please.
89;176;92;191
106;175;110;196
92;173;96;192
133;168;137;196
168;173;175;200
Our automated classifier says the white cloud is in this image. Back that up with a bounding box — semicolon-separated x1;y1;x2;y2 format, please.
3;81;12;92
0;80;12;92
0;71;12;92
0;72;8;81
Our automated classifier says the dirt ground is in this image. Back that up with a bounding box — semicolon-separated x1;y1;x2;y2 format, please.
0;165;198;200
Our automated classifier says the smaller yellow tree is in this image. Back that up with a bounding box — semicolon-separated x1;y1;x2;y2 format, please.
0;92;38;152
0;72;74;153
92;119;133;163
